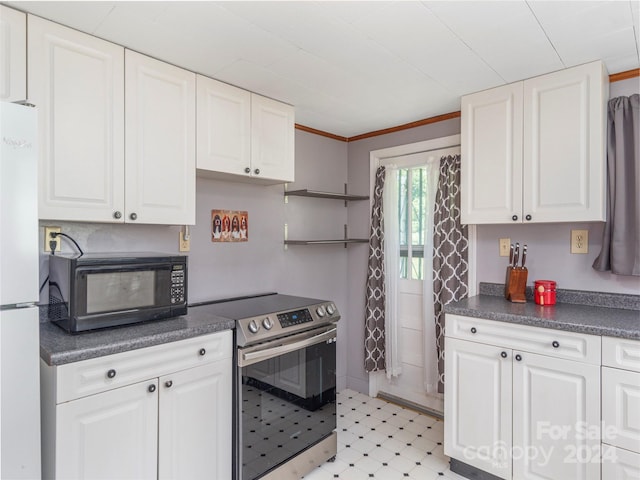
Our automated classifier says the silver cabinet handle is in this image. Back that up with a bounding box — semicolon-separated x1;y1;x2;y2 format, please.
254;168;260;175
130;213;137;221
239;327;336;367
113;211;122;219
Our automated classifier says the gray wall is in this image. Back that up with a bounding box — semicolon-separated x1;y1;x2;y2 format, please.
39;129;351;390
344;76;640;394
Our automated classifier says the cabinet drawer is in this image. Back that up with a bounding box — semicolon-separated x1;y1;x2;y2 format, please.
602;366;640;453
601;444;640;479
55;330;232;403
603;337;640;373
446;314;601;364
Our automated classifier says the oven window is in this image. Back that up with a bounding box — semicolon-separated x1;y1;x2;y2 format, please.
240;339;336;479
86;270;155;314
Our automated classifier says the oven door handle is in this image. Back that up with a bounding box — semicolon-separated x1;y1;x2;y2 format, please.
238;327;337;367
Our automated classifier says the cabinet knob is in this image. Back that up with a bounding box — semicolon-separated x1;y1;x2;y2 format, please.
113;211;122;219
470;327;477;334
552;341;560;348
148;384;156;393
254;168;260;175
199;348;206;356
525;214;532;221
244;167;251;174
515;354;522;361
106;369;117;379
512;215;518;221
130;212;137;221
501;351;507;358
165;380;173;388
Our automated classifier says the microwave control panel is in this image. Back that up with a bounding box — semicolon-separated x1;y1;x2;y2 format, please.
170;265;185;304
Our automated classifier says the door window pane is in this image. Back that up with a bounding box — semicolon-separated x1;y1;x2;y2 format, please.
399;166;428;281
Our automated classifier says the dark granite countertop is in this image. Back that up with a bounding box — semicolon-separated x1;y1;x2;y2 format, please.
40;303;236;366
444;283;640;340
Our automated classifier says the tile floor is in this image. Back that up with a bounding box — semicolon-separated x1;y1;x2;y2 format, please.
303;389;465;480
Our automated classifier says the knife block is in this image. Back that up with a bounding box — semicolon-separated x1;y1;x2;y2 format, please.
504;267;528;303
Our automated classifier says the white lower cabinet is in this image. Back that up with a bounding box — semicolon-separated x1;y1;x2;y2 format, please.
158;361;232;480
56;379;158;480
601;336;640;479
41;331;232;480
445;315;601;480
512;351;600;480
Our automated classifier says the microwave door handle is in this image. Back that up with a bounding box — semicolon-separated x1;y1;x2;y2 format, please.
239;327;337;367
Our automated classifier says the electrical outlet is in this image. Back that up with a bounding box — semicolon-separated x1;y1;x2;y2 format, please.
571;229;588;254
499;238;511;257
44;226;61;252
179;231;190;252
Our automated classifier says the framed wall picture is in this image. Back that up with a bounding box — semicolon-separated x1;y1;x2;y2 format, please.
211;210;248;242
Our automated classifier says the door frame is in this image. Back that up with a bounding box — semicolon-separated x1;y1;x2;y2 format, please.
367;134;477;399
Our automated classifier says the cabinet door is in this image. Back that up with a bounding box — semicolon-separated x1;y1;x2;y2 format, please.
158;360;232;480
444;337;512;479
125;50;195;225
28;15;125;223
0;6;26;102
251;93;295;183
461;82;523;224
523;61;607;223
602;366;640;453
196;75;251;177
56;380;158;480
601;445;640;480
513;352;600;480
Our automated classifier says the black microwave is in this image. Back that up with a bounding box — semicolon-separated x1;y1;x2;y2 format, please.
48;253;187;333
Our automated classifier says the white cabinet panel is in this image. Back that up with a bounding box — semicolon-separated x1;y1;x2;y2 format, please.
0;6;26;102
461;82;523;224
125;50;195;225
523;61;607;223
158;360;232;480
56;380;158;480
601;445;640;479
602;366;640;453
28;15;125;223
251;93;295;183
196;75;251;176
461;60;607;225
444;337;512;479
446;314;601;364
603;337;640;373
512;352;600;480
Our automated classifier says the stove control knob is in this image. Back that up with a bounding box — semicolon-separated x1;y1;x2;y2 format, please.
248;320;260;334
326;304;336;316
262;317;274;330
316;306;326;317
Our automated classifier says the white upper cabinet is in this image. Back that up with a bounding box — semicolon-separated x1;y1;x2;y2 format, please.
28;15;126;223
462;60;608;224
197;77;295;184
523;62;608;223
125;50;195;225
196;75;251;177
251;93;295;183
461;83;523;224
0;6;26;102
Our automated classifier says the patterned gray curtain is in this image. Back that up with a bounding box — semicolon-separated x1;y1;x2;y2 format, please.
364;166;386;373
593;94;640;276
433;155;468;393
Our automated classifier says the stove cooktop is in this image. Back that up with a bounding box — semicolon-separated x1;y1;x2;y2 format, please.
191;293;340;347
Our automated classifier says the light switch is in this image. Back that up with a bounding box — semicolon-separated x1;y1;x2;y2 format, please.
499;238;511;257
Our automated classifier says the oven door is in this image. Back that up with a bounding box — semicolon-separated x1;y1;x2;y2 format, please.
237;325;337;480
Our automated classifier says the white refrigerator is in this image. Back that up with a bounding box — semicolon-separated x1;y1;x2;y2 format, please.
0;101;42;479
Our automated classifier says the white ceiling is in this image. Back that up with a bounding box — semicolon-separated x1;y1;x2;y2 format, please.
8;1;640;138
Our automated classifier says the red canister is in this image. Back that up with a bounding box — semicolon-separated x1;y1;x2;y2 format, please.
535;280;557;306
